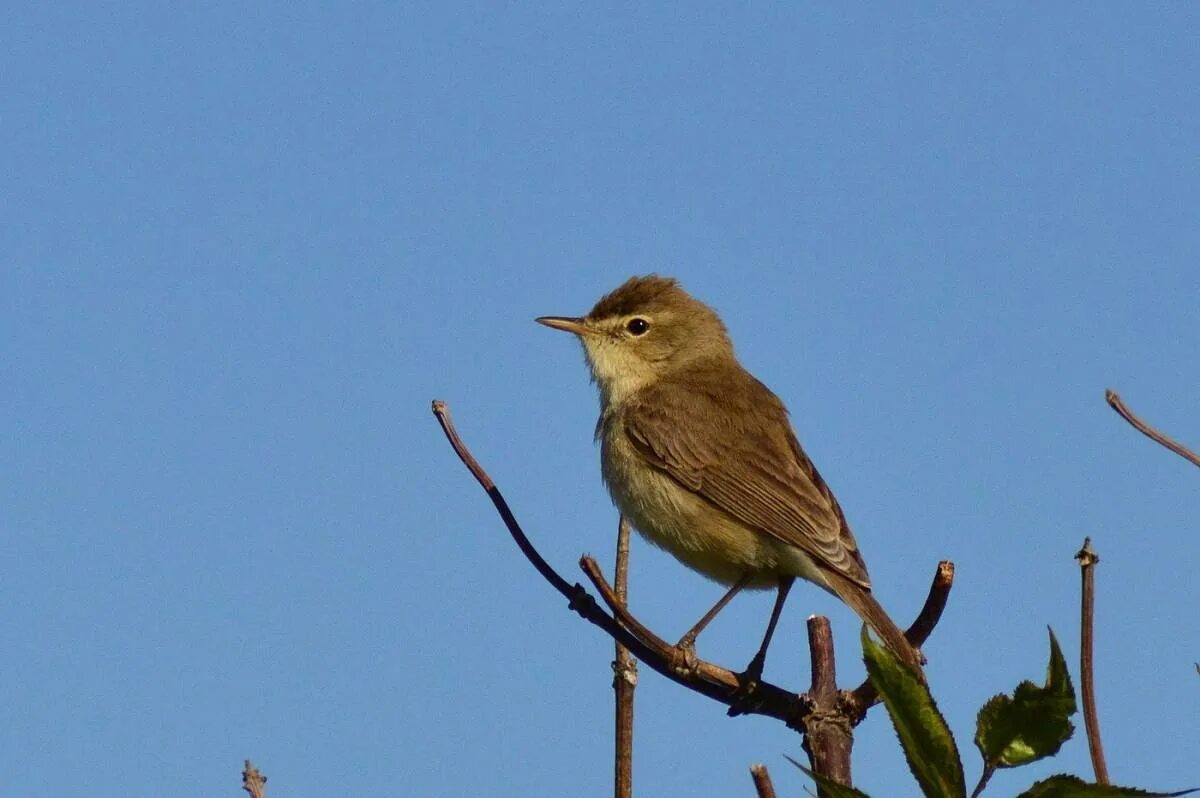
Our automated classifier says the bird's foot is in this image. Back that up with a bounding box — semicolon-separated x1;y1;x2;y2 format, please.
726;653;767;716
670;633;700;676
740;651;766;685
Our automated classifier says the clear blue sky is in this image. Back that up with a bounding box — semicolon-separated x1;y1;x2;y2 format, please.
3;4;1198;796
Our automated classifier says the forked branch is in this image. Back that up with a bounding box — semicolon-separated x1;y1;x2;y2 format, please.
432;399;954;730
804;616;853;788
432;400;804;722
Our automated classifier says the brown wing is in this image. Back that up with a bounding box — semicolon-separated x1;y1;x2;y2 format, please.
623;369;870;587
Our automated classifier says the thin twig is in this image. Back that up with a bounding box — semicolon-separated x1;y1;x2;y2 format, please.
432;400;955;735
845;561;955;722
613;517;636;798
1076;538;1109;784
432;399;809;726
803;616;853;791
902;561;956;646
242;760;267;798
432;400;575;598
1106;390;1200;469
581;556;677;655
580;555;806;711
750;764;778;798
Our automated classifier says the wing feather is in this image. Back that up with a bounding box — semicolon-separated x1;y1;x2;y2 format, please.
623;370;870;587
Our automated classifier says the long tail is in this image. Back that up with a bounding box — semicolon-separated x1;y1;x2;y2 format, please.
824;570;925;675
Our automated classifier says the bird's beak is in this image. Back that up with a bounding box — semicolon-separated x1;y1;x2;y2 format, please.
535;315;589;336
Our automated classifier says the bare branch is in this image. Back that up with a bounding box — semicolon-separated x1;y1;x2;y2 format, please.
432;400;575;598
433;399;811;726
846;561;955;722
1076;538;1109;784
1106;390;1200;469
803;616;854;791
432;400;955;739
613;517;636;798
580;555;812;722
904;561;956;646
581;556;676;653
749;764;778;798
242;761;267;798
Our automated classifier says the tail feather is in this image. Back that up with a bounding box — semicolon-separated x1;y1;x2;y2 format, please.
824;571;925;675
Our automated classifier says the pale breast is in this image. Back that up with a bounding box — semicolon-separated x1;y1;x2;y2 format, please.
599;415;782;588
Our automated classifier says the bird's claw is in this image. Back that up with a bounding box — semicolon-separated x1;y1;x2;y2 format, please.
726;655;767;716
671;635;700;676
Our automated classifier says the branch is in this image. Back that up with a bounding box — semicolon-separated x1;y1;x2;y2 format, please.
432;399;955;734
845;561;955;722
1106;390;1200;469
580;554;808;721
242;761;267;798
432;399;811;727
431;400;576;598
613;517;636;798
803;616;854;791
749;764;778;798
1076;538;1109;784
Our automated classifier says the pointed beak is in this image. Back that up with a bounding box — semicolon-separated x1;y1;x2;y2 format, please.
535;315;589;335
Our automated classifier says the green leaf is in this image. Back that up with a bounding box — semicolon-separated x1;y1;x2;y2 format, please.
1017;774;1197;797
784;755;872;798
862;626;966;798
975;628;1077;772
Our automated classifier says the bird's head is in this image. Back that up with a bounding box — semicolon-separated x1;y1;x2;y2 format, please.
536;275;734;405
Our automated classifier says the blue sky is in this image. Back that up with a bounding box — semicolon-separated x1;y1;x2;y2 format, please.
3;4;1198;796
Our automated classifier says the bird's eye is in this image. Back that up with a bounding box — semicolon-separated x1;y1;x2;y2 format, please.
626;318;650;336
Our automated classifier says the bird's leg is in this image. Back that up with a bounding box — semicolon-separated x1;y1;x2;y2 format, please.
740;576;794;684
672;573;751;673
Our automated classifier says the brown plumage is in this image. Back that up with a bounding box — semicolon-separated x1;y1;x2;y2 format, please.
538;275;922;675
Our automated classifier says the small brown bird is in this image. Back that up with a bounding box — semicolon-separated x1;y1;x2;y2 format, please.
537;275;922;678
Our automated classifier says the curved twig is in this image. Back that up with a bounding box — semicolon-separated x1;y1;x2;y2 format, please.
1106;390;1200;469
432;399;955;733
581;556;789;698
432;399;575;598
432;399;810;725
845;561;955;723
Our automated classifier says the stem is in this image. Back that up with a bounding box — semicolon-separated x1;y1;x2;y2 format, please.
749;764;778;798
802;616;853;792
971;765;994;798
613;518;636;798
846;561;955;722
1106;390;1200;469
242;761;267;798
1075;538;1109;784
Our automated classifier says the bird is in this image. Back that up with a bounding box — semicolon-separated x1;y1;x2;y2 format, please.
536;274;922;679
